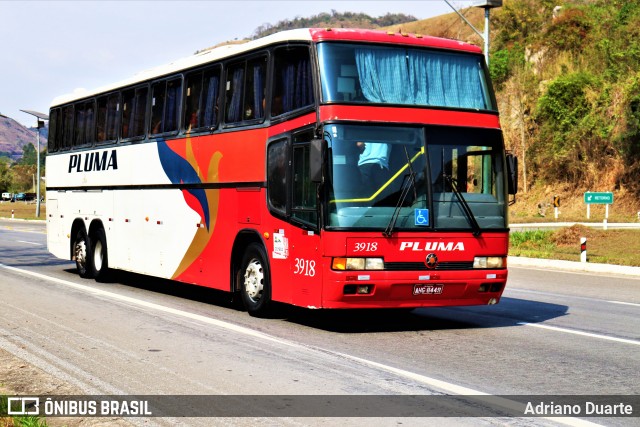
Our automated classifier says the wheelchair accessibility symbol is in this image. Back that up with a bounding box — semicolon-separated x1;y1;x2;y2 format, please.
414;209;429;226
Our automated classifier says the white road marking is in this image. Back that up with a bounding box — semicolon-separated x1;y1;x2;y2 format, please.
607;300;640;307
1;263;603;426
518;322;640;346
507;288;640;307
16;240;41;246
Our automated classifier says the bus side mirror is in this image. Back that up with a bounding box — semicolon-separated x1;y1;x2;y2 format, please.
310;138;324;183
506;153;518;195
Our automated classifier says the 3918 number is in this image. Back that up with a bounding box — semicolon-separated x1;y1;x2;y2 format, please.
294;258;316;277
354;242;378;252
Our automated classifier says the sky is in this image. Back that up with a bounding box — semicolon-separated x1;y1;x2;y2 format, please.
0;0;471;127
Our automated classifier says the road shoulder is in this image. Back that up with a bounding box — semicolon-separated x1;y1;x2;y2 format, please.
0;349;130;426
509;256;640;277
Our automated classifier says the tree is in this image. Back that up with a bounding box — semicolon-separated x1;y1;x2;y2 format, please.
0;161;12;193
17;140;45;169
10;164;37;192
19;143;37;165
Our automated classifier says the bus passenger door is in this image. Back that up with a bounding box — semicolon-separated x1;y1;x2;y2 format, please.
288;136;322;307
267;130;322;307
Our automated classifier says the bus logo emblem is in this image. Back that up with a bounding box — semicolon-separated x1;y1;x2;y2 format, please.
425;253;438;269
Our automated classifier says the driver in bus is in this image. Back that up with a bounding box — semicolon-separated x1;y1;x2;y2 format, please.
357;141;390;196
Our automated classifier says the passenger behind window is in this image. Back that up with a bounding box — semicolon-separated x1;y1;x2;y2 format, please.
151;119;162;134
186;110;199;133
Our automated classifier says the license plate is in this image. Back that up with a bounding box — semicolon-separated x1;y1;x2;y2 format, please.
413;284;444;296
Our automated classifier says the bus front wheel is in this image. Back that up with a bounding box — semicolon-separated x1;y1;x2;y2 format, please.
239;243;272;317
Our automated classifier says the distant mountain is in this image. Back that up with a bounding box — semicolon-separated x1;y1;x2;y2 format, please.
0;115;45;161
197;11;419;52
249;11;418;39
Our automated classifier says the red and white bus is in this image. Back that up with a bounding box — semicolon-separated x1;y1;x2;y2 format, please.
46;28;518;316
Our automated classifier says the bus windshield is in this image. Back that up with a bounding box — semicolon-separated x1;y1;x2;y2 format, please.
317;42;495;111
324;124;507;232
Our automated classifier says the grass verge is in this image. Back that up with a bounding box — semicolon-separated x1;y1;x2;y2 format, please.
0;202;45;221
510;225;640;267
0;395;48;427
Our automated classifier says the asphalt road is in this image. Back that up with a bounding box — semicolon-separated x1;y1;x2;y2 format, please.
0;219;638;427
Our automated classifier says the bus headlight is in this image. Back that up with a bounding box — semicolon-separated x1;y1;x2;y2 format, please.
332;257;384;271
365;258;384;270
473;257;505;269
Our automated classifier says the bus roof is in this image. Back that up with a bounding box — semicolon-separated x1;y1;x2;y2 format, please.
50;28;482;108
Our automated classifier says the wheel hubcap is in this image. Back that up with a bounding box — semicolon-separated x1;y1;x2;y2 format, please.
75;240;87;269
243;258;263;302
94;240;103;271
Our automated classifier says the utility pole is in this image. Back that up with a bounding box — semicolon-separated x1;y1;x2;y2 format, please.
20;110;49;218
443;0;502;66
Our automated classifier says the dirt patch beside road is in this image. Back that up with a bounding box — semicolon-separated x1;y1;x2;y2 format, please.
0;349;130;426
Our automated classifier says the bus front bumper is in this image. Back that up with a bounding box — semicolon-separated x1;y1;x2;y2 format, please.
321;269;508;309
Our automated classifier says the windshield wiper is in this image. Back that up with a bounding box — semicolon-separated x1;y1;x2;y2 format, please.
383;147;418;238
444;175;482;237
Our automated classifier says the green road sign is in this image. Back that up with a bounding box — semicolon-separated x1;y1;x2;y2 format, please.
584;192;613;204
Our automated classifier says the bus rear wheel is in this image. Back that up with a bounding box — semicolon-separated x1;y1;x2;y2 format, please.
239;243;272;317
74;229;93;279
89;228;110;281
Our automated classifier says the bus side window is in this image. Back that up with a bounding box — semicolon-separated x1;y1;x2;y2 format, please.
61;105;74;150
150;81;167;135
165;78;182;133
225;64;244;123
84;101;95;146
48;108;60;152
74;103;85;147
272;46;314;118
245;57;266;120
96;93;120;143
267;139;288;213
225;56;266;124
291;130;318;228
184;67;219;133
73;100;95;147
200;67;220;129
184;70;203;131
121;86;148;140
153;77;182;135
121;89;134;139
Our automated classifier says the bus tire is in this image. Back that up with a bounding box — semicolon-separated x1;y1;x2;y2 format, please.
74;229;93;279
239;243;272;317
89;228;110;282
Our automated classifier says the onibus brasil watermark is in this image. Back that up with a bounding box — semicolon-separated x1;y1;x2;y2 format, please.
3;395;638;418
525;400;633;416
7;397;151;417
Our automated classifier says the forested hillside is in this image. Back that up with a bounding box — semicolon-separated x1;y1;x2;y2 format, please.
492;0;640;209
384;0;640;218
248;1;640;216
